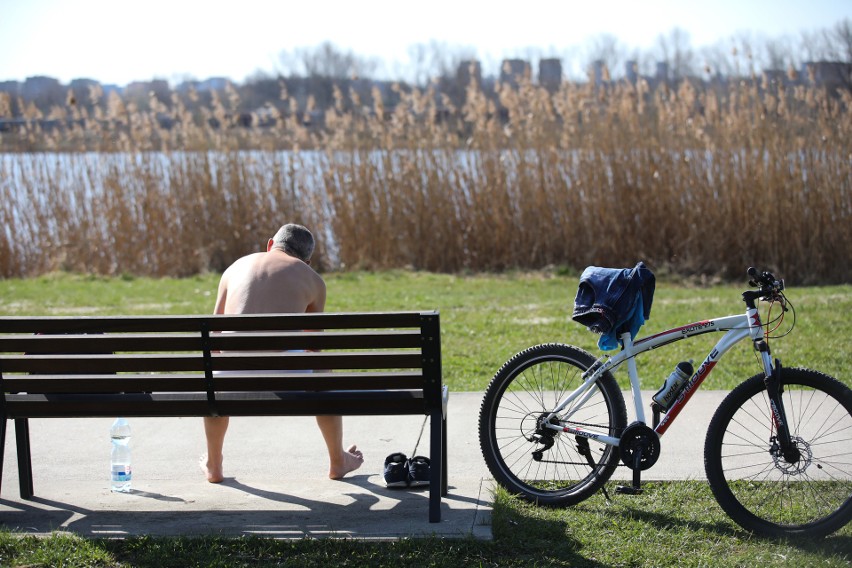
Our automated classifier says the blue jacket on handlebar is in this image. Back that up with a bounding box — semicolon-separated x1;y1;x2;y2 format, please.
572;262;656;351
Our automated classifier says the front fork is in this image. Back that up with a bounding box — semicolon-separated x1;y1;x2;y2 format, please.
758;345;800;463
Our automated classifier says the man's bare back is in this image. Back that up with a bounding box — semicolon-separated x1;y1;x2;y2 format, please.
215;250;326;316
202;225;363;483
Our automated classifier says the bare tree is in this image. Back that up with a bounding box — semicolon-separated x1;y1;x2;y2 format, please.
278;42;379;80
799;29;828;63
584;33;628;80
655;27;698;80
697;42;735;78
823;18;852;63
764;37;797;70
406;40;477;87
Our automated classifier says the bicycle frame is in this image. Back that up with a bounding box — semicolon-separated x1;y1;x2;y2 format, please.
544;303;773;446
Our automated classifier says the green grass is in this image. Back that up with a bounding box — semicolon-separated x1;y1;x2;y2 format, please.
0;483;849;567
0;270;850;566
0;269;848;390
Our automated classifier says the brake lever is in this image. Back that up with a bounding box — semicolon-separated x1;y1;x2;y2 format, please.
776;291;789;312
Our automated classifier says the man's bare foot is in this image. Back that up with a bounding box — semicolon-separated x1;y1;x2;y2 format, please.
329;444;364;480
200;455;224;483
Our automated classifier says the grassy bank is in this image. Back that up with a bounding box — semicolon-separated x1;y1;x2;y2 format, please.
0;271;850;566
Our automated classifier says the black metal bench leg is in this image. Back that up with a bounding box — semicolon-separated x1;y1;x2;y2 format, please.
0;414;6;498
15;418;33;499
441;411;448;496
428;408;443;522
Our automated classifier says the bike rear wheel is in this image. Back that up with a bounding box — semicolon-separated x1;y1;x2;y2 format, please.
479;343;627;506
704;368;852;538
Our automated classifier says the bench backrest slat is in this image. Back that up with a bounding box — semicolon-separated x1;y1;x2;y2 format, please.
0;330;422;353
0;312;426;334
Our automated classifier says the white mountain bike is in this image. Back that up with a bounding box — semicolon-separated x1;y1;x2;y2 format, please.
479;268;852;538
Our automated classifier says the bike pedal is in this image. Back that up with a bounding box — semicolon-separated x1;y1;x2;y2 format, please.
615;485;643;495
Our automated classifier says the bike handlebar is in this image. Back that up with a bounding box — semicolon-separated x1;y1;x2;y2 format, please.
747;267;784;290
745;267;785;305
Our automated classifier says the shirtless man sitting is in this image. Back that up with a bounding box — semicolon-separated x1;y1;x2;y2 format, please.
202;223;364;482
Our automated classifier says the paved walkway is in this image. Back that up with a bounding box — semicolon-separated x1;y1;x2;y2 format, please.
0;391;729;540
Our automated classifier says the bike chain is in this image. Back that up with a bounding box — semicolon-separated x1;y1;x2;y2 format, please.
534;457;632;468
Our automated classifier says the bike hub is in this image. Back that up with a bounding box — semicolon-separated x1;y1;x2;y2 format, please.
527;413;560;462
770;436;812;475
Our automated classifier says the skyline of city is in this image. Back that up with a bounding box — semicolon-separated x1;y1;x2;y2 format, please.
2;1;850;86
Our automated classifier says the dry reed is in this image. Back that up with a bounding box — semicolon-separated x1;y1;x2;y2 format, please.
0;74;849;283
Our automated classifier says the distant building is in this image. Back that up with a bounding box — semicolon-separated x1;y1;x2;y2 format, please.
625;61;639;84
198;77;230;91
69;78;99;89
124;81;149;98
500;59;530;87
68;78;100;105
175;80;199;93
762;69;788;88
22;76;61;99
20;76;64;109
457;60;482;89
802;61;852;90
590;60;606;85
655;62;670;83
0;80;21;96
539;58;562;90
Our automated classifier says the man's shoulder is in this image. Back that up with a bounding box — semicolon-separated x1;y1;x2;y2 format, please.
306;265;326;287
234;251;266;265
223;252;262;274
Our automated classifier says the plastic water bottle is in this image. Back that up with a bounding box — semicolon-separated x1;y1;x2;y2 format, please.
652;360;695;412
110;417;132;492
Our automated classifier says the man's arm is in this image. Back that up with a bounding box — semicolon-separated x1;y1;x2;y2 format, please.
304;276;326;354
305;276;326;314
213;272;229;315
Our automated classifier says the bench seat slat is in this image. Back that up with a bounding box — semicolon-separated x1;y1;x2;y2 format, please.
4;390;427;418
1;371;424;393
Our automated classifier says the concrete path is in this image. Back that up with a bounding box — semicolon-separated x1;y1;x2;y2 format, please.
0;391;728;540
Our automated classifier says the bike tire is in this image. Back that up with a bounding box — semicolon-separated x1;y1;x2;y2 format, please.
704;368;852;538
479;343;627;506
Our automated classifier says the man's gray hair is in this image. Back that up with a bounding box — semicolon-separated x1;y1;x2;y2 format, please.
271;224;315;262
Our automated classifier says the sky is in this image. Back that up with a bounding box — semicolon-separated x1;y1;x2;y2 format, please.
1;0;850;86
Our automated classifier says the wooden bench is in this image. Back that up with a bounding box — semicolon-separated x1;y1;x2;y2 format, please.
0;311;448;522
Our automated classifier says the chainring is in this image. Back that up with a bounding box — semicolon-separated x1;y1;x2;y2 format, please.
619;421;661;471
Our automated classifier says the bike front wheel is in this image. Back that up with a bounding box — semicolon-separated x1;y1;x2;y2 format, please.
704;368;852;538
479;343;627;507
